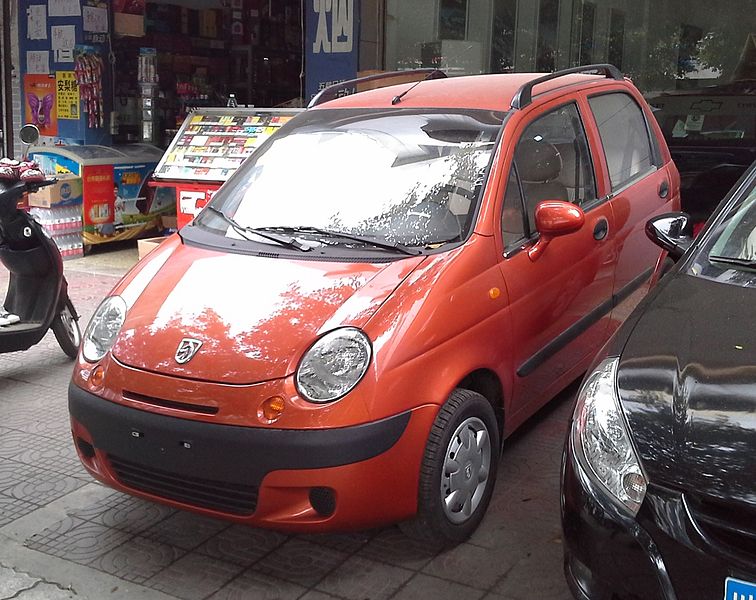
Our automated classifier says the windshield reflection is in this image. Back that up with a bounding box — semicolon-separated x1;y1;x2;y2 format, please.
195;109;504;248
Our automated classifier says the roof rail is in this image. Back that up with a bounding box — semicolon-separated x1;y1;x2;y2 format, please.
511;64;623;110
308;69;447;108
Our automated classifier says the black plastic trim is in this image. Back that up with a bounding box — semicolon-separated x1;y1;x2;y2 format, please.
69;382;411;487
511;64;623;110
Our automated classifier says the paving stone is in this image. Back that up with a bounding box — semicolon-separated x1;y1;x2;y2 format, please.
25;517;134;566
90;535;184;584
315;556;414;600
0;492;39;527
255;539;348;588
196;524;287;567
71;492;175;535
207;571;306;600
13;582;78;599
147;553;244;600
357;527;444;571
142;511;229;551
392;573;486;600
422;542;521;591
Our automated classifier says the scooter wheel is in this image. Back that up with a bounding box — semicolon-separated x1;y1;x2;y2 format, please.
52;300;81;359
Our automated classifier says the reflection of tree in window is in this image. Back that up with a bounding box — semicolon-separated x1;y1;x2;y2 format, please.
537;0;559;72
439;0;467;40
608;9;625;70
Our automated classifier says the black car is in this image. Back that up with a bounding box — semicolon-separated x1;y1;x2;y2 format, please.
648;80;756;228
560;161;756;600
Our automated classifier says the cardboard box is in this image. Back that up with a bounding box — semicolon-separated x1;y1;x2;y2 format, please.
28;174;83;208
161;215;178;231
137;236;165;260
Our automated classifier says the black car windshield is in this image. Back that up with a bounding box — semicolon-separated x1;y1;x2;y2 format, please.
193;108;504;250
690;174;756;286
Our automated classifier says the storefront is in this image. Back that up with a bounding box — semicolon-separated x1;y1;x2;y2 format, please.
11;0;755;148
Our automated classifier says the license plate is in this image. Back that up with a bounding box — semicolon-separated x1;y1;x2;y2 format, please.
724;577;756;600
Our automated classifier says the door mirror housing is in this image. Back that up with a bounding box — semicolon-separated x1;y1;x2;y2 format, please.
645;212;693;261
528;200;585;261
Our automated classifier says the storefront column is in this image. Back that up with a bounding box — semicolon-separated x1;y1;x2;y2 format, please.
514;0;538;71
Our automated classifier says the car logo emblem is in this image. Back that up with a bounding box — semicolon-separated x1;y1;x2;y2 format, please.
465;464;473;479
175;338;202;364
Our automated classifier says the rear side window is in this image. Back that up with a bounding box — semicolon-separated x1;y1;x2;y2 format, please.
588;93;655;190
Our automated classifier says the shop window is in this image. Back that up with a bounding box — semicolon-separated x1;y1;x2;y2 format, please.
491;0;517;72
514;103;597;232
579;1;596;65
440;0;468;40
608;9;625;69
537;0;560;72
502;165;527;249
589;93;654;191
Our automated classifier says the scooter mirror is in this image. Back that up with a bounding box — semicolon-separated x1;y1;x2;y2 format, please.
19;124;40;145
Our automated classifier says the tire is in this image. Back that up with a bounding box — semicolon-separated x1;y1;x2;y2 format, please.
400;388;500;544
52;298;81;359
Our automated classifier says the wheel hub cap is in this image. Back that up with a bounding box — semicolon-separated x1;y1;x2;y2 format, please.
440;416;492;524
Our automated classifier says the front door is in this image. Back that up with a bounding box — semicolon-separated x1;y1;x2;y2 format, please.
497;101;616;423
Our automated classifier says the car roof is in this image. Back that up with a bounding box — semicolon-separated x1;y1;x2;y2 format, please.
312;72;623;112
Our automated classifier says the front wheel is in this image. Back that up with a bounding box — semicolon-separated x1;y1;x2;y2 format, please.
400;388;500;544
52;298;81;359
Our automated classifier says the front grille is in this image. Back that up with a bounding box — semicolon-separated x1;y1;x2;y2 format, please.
686;494;756;561
108;455;258;516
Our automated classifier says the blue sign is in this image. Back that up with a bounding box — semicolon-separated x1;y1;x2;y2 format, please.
305;0;360;102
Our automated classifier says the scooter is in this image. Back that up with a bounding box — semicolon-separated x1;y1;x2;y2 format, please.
0;124;81;358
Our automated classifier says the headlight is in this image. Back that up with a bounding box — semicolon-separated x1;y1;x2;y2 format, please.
571;357;647;515
82;296;128;363
296;327;372;403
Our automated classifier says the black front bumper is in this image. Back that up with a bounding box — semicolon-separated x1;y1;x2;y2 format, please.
561;432;756;600
69;382;410;513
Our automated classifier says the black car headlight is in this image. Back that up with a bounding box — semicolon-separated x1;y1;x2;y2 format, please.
571;357;647;516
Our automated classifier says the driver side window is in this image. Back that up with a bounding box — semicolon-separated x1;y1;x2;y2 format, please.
514;103;597;234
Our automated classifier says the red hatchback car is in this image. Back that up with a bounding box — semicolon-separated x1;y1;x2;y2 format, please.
69;65;679;544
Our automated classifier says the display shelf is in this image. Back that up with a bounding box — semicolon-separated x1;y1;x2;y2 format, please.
153;107;303;182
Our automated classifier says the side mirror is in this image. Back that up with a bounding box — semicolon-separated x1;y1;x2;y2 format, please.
19;124;40;159
528;200;585;261
645;212;694;261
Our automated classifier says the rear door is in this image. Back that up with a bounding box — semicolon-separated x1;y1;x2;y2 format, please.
496;99;616;423
584;90;677;329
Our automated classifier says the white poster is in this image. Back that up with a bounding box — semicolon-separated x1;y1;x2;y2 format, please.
51;24;76;50
27;5;47;40
83;5;108;33
26;50;50;74
47;0;80;17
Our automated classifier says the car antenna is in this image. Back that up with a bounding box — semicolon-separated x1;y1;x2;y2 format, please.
391;70;446;105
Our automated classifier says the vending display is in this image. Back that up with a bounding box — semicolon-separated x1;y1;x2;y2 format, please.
29;143;167;246
152;107;303;228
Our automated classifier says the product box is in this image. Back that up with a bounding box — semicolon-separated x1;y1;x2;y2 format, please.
137;236;165;260
28;175;83;208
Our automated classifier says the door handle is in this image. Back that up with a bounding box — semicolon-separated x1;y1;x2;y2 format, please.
658;180;669;198
593;218;609;241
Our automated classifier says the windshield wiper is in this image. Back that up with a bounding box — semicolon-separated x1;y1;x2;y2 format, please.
205;207;310;252
257;226;423;256
709;254;756;269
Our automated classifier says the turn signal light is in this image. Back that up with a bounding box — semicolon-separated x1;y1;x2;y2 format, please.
258;396;286;423
90;365;105;389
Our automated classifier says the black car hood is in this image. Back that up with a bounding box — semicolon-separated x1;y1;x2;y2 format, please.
617;272;756;505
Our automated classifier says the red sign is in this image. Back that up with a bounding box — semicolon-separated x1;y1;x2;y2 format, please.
82;165;115;227
24;75;58;137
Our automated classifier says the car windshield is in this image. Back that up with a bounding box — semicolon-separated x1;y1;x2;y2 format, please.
690;175;756;286
194;108;504;249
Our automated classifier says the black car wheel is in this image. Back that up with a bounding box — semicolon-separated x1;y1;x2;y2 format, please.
400;388;500;544
52;299;81;359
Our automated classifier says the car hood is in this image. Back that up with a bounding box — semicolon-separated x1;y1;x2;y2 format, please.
617;272;756;505
112;244;424;384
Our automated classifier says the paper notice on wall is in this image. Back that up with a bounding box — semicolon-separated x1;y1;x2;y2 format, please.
83;5;108;33
51;25;76;50
56;71;80;120
27;5;47;40
26;50;50;74
48;0;80;17
55;48;74;63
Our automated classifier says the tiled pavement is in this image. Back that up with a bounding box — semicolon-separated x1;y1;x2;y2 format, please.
0;243;576;600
